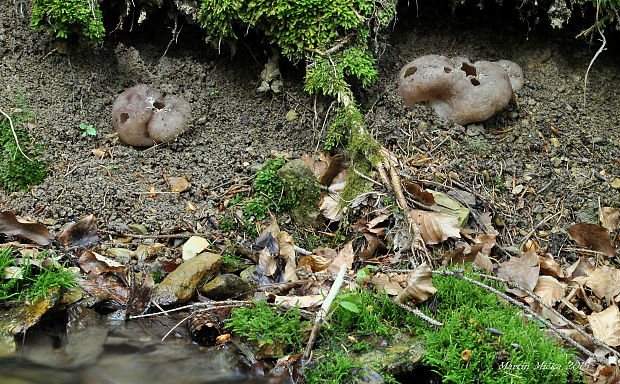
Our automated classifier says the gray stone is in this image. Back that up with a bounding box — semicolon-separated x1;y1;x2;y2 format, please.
200;274;253;300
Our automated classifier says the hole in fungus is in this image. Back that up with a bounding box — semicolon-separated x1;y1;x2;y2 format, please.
153;101;166;110
404;66;417;77
444;67;452;73
120;113;129;123
470;78;480;86
460;62;477;77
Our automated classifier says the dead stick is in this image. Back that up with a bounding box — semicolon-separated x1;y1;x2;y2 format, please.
303;264;347;360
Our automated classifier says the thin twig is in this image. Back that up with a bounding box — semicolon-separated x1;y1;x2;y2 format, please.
0;108;33;162
128;300;250;319
161;314;191;341
303;264;347;360
392;299;443;327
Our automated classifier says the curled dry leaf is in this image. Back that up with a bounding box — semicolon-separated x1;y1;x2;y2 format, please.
588;305;620;347
601;207;620;232
533;276;566;307
327;241;355;275
0;211;50;245
395;262;437;305
538;255;565;279
568;223;616;258
279;231;298;282
78;250;126;275
565;257;594;279
496;251;540;297
411;209;461;245
370;273;405;295
258;247;277;277
573;266;620;303
58;214;99;247
320;194;343;221
402;181;435;206
298;253;333;272
444;244;493;273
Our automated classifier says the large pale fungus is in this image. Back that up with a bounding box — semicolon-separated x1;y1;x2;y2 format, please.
111;84;192;146
398;55;523;125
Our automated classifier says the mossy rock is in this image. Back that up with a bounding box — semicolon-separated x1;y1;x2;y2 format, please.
277;159;323;229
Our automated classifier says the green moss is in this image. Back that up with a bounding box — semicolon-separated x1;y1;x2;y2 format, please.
242;157;290;220
0;100;47;193
304;348;363;384
30;0;105;42
312;268;581;383
225;301;309;351
0;247;79;302
421;271;582;384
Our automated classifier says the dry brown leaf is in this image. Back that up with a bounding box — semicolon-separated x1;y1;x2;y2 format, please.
370;273;405;295
444;243;484;266
58;214;99;247
258;247;277;277
479;212;499;235
588;305;620;347
601;207;620;232
301;153;328;180
278;231;298;282
533;276;566;306
565;257;594;279
320;194;343;221
78;250;126;275
538;255;565;279
411;209;461;245
0;211;50;245
573;266;620;302
169;176;191;192
298;254;333;272
568;223;616;258
473;233;496;256
395;262;437;305
496;251;540;297
327;241;355;275
319;154;348;186
402;181;435;206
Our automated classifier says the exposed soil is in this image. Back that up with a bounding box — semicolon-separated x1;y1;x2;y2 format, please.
1;1;619;261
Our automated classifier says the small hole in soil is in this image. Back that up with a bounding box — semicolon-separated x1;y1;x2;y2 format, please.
404;66;417;77
120;113;129;123
460;62;477;77
471;78;480;86
153;101;166;109
444;67;452;73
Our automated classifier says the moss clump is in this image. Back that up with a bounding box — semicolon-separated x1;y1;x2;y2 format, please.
0;102;47;193
422;271;581;384
0;247;78;302
225;301;309;352
30;0;105;42
242;157;290;220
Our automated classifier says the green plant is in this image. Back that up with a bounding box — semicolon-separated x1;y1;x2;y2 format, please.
0;101;47;193
491;176;508;193
225;301;309;351
304;348;363;384
420;271;581;384
243;157;292;220
209;90;221;96
79;123;97;137
30;0;105;42
151;269;164;284
0;247;79;302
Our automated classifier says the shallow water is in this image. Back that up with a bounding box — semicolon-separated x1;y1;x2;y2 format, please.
0;313;273;384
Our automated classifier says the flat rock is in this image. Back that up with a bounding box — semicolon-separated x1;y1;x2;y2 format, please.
152;252;222;305
199;274;252;300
